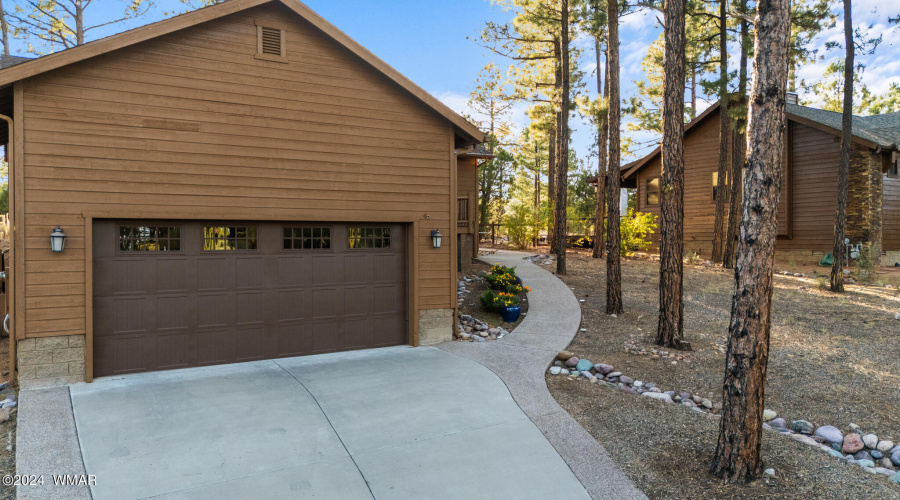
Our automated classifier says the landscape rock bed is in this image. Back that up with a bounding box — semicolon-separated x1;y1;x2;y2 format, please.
548;352;900;486
455;314;509;342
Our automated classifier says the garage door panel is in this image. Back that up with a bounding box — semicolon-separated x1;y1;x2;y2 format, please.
157;259;190;293
156;332;192;370
100;334;154;374
312;255;342;286
236;292;265;326
114;260;146;294
197;329;235;365
198;293;232;328
198;258;231;291
374;316;405;346
236;257;265;289
343;286;371;317
374;254;403;283
93;220;407;376
344;318;374;348
234;326;268;362
277;289;307;321
157;295;190;331
114;297;151;334
374;284;403;315
277;323;313;357
343;254;374;285
311;288;338;320
277;257;310;287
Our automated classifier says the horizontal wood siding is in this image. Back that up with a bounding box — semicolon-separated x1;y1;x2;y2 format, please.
885;174;900;251
21;3;454;338
457;157;477;234
777;122;840;251
631;118;842;255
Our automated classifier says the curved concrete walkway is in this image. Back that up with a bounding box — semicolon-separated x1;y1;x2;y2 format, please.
438;250;646;500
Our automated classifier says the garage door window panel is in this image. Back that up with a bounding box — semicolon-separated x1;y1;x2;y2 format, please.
349;227;391;249
203;226;258;251
119;225;181;252
283;226;331;250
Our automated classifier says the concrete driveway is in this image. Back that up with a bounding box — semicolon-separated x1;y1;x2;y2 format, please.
22;346;590;500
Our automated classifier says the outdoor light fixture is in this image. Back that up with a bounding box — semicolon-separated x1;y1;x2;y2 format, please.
50;226;66;253
431;229;443;249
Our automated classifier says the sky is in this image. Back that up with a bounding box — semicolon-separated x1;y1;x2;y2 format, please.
4;0;900;167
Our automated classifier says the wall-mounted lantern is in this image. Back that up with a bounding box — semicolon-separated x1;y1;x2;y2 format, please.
50;226;66;253
431;229;443;249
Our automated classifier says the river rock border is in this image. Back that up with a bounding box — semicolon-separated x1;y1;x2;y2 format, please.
548;351;900;486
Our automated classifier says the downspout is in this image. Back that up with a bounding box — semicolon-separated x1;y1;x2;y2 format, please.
0;112;13;386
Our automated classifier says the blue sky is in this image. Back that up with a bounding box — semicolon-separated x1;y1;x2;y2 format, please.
5;0;900;167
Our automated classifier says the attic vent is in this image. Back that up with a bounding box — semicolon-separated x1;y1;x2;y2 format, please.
261;27;281;56
255;23;286;62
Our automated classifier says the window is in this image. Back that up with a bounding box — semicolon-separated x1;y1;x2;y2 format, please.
255;22;286;62
349;227;391;249
283;226;331;250
890;152;899;177
203;226;258;251
712;172;730;201
119;225;181;252
646;178;660;205
457;198;469;228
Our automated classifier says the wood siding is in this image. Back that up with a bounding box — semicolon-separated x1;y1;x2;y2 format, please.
457;157;478;234
19;3;456;339
885;174;900;252
631;117;845;255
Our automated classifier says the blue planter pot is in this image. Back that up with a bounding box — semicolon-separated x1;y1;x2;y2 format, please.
500;305;521;323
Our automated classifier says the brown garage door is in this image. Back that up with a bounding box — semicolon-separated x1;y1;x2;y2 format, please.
92;221;407;376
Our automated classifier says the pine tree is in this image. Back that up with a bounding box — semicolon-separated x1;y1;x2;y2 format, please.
656;0;686;349
830;0;853;293
712;0;792;481
605;0;623;315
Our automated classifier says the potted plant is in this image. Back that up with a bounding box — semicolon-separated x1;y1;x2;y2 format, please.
496;292;521;323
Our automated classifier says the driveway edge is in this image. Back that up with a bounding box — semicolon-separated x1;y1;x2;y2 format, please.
16;387;91;500
438;250;647;500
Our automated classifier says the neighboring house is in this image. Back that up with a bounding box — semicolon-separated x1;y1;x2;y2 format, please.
0;0;485;387
620;96;900;265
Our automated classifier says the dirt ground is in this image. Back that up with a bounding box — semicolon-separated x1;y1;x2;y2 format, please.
457;260;528;333
542;249;900;499
0;335;15;500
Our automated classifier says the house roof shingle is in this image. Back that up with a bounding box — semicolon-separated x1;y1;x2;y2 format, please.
786;103;900;150
0;55;33;70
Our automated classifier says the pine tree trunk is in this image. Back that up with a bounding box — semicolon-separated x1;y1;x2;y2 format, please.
555;0;570;275
830;0;853;293
711;0;791;482
656;0;686;349
711;0;730;264
548;118;558;254
593;40;608;259
605;0;623;315
724;8;749;269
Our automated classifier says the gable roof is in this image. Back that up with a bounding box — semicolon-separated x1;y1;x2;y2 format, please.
622;99;900;181
0;0;485;144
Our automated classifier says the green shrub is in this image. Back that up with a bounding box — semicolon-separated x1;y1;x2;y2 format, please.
620;209;658;256
855;244;874;283
571;236;593;249
505;203;540;250
683;251;701;265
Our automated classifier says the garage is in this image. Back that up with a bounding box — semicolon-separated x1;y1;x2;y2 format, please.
91;220;407;376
